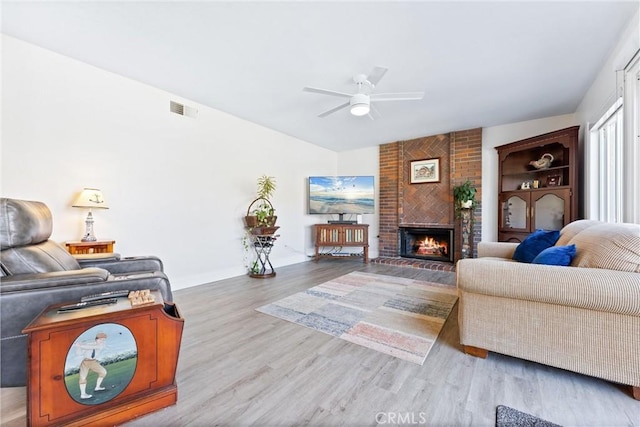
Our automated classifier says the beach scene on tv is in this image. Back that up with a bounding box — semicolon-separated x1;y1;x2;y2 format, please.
309;176;374;214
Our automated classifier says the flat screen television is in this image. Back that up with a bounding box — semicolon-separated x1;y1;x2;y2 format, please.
308;176;374;223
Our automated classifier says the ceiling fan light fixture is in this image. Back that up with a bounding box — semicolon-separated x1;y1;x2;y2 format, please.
350;93;370;116
350;104;370;116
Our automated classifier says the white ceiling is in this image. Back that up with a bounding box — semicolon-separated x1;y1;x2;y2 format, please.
2;1;637;152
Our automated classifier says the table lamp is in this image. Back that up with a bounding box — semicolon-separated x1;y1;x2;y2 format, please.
72;188;109;241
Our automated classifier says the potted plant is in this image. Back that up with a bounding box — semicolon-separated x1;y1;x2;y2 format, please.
242;175;279;277
453;180;477;218
244;175;278;232
241;233;262;275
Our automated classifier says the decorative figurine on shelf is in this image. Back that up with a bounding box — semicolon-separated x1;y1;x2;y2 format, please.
529;153;554;169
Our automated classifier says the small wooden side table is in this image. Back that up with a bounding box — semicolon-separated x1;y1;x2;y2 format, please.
65;240;115;254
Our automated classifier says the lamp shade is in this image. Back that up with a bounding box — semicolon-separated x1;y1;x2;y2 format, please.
350;93;370;116
72;188;109;209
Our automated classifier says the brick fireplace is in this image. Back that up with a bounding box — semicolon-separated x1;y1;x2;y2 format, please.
378;129;482;263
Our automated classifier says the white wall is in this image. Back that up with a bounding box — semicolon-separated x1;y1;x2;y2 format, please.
481;114;579;241
574;8;639;222
1;35;337;290
575;9;639;127
337;146;380;258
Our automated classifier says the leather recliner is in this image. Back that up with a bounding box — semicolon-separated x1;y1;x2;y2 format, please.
0;198;174;387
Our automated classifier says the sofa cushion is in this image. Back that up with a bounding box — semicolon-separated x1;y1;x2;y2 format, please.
1;240;80;274
0;198;53;250
570;223;640;272
555;219;602;247
532;244;576;266
512;229;560;263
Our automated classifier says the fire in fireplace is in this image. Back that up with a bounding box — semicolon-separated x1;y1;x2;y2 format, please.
399;227;454;263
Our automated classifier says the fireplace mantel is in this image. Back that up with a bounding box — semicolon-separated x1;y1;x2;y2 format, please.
399;223;454;229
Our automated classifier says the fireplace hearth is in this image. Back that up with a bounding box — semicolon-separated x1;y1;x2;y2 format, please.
399;227;454;263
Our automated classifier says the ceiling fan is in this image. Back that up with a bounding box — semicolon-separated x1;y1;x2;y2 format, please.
303;66;424;119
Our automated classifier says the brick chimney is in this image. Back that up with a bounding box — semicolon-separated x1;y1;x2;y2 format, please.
378;128;482;261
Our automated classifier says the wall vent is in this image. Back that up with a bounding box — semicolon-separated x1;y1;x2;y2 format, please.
170;101;198;118
170;101;184;115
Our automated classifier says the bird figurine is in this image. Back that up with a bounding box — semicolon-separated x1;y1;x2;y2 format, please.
529;153;554;169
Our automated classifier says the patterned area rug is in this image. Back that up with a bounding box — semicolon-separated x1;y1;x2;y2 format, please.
256;271;458;364
496;405;562;427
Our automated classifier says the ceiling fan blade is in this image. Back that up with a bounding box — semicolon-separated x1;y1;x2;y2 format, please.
371;92;425;101
303;87;352;98
367;66;388;87
318;101;350;118
370;103;382;120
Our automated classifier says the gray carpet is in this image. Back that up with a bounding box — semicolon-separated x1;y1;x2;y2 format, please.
496;405;561;427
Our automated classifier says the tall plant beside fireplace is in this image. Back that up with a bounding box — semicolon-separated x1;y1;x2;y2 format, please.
453;180;476;259
453;180;477;219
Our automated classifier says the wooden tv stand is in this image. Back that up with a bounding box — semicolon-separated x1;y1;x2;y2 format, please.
314;223;369;263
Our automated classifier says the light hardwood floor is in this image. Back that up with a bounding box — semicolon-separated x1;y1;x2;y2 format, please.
2;261;639;426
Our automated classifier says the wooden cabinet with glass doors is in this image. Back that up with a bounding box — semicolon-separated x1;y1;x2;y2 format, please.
496;126;579;242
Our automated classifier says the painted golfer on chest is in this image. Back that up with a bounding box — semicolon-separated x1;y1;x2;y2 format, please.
75;332;108;399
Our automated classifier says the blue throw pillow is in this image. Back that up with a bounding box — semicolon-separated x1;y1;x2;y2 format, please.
512;229;561;263
532;244;576;266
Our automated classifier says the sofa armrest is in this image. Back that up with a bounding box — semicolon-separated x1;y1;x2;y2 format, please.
477;241;519;259
0;269;171;301
77;255;164;274
73;253;121;262
0;268;109;293
457;258;640;315
105;271;173;301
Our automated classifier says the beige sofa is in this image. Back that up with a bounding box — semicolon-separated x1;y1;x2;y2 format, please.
456;220;640;400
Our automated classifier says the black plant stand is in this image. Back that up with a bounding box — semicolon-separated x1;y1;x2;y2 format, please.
250;234;278;278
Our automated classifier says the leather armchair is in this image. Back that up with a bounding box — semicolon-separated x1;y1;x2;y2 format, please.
0;198;174;387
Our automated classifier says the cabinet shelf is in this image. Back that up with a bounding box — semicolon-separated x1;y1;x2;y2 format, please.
496;126;579;243
501;164;570;177
507;185;570;192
